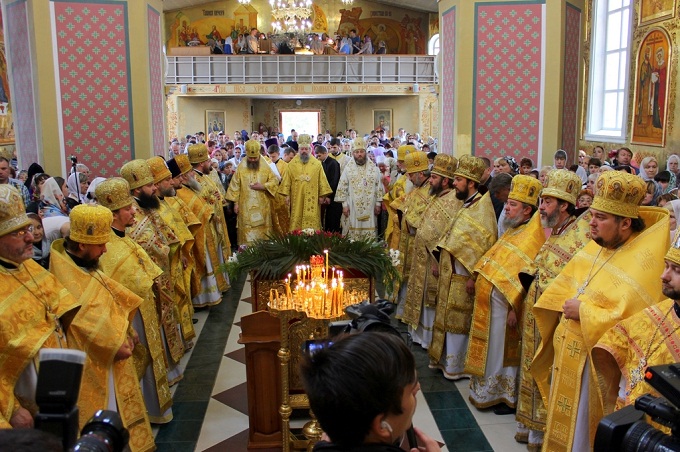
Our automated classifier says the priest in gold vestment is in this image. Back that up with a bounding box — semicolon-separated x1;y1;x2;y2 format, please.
279;134;333;231
170;155;222;307
335;137;383;239
383;145;414;251
0;185;80;429
514;169;589;450
393;151;431;314
532;171;669;451
148;156;201;341
225;139;279;244
121;160;185;386
267;145;290;235
430;155;497;380
402;154;461;349
593;239;680;417
465;175;546;413
189;144;230;292
51;205;154;452
96;178;173;424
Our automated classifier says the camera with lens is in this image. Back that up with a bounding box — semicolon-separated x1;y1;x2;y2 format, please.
33;349;129;451
595;363;680;451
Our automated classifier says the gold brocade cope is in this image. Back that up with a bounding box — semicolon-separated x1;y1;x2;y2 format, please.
593;299;680;416
49;241;154;451
225;158;278;245
158;198;199;337
127;202;185;363
429;193;497;364
195;171;231;292
516;212;590;432
278;155;332;231
402;191;462;329
0;260;80;427
175;187;214;286
531;207;669;451
272;159;290;235
383;174;409;250
396;182;434;282
98;231;173;418
465;214;546;377
166;196;203;299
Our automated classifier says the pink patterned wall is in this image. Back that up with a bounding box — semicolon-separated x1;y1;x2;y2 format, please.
53;1;134;177
473;2;544;165
440;7;455;155
6;0;39;166
148;5;165;157
561;3;581;161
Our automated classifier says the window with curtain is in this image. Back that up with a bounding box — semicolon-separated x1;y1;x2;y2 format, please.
585;0;632;143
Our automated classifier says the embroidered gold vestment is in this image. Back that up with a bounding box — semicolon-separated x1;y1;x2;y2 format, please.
279;155;333;231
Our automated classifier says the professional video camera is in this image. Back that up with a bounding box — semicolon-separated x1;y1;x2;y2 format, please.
595;363;680;451
33;349;129;451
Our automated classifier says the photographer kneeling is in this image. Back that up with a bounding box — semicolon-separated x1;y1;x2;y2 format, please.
300;332;441;452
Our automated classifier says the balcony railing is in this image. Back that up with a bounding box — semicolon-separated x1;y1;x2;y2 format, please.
165;54;437;85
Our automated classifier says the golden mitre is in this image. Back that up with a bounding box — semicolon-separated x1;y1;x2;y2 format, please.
188;144;209;164
667;230;680;266
175;154;193;174
0;185;31;237
453;154;486;184
591;170;646;218
120;159;153;190
95;177;133;212
69;204;113;245
245;139;261;158
431;154;458;180
353;137;367;151
397;144;416;161
508;174;543;207
541;169;582;206
297;134;313;148
404;151;429;174
147;156;172;184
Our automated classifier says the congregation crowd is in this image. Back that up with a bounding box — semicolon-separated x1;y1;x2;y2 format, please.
1;125;680;452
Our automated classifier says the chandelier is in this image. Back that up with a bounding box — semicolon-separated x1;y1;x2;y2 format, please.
341;0;353;4
238;0;251;4
270;0;313;33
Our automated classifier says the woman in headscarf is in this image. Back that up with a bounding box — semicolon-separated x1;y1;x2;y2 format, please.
24;162;45;189
639;156;659;181
642;179;663;207
665;199;680;242
85;177;107;203
26;173;51;214
66;172;89;209
494;156;519;176
40;177;70;218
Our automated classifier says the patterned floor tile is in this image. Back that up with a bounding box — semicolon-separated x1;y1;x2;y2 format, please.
212;382;249;416
225;347;246;364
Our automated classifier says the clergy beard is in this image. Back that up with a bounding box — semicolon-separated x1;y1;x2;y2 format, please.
429;183;443;197
662;285;680;301
593;234;625;249
455;186;469;201
502;213;525;230
186;177;202;192
137;191;160;210
300;153;310;164
246;159;260;170
540;209;560;228
159;186;176;198
354;155;367;166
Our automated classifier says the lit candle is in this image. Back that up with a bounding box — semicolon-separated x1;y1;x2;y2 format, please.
324;249;329;285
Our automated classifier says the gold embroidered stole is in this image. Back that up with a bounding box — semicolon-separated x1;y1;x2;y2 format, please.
465;213;546;377
532;207;669;451
516;212;591;431
272;159;291;235
396;183;434;282
430;193;497;363
0;261;79;426
167;195;203;299
279;156;332;230
196;172;231;290
50;242;154;450
402;191;462;328
384;175;408;249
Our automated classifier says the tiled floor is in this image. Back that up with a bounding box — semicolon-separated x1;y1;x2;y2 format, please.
154;277;527;451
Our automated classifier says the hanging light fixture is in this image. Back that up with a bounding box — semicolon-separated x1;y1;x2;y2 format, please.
238;0;251;4
341;0;353;4
270;0;313;33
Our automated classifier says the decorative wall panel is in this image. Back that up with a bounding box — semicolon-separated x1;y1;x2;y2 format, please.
53;1;134;177
6;0;38;165
441;6;455;154
473;1;544;163
561;3;581;159
148;5;165;157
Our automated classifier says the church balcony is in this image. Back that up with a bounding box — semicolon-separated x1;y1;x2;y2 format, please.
165;54;437;85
